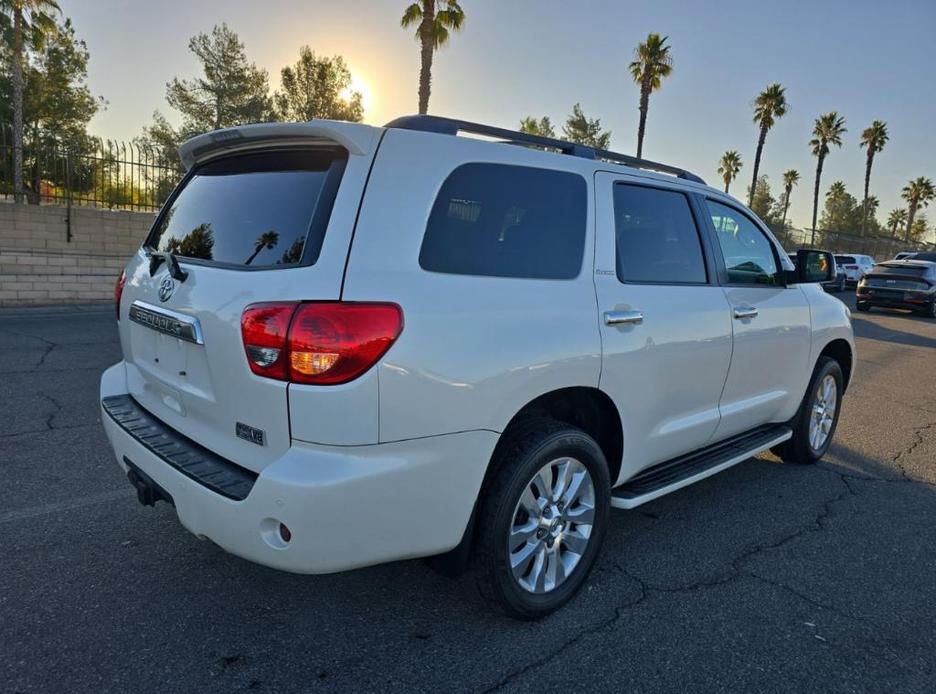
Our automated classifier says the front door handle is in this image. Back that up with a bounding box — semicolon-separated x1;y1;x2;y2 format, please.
605;310;643;326
733;306;759;320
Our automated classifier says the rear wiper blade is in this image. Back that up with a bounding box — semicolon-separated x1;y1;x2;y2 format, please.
147;250;189;282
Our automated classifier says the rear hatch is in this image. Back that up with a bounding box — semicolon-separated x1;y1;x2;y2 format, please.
861;263;934;296
118;123;380;472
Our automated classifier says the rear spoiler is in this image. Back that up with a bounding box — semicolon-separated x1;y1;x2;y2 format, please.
177;121;382;171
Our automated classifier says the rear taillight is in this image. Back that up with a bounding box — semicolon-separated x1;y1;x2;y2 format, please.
114;270;126;320
240;302;403;385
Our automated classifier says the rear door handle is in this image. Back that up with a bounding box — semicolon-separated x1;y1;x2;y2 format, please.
733;306;759;320
605;310;643;326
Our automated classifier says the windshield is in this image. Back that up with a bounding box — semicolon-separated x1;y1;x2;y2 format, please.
147;149;346;268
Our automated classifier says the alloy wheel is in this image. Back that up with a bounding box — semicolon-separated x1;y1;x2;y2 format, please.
809;374;838;451
507;457;596;594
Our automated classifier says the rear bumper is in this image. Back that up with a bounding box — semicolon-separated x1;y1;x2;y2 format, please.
100;362;496;574
856;290;935;312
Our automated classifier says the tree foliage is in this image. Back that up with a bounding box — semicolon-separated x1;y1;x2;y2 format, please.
400;0;465;114
0;15;102;200
778;169;800;230
901;176;935;241
808;111;847;239
562;103;611;149
746;175;777;223
141;23;272;151
274;47;362;122
748;83;787;206
519;116;555;138
0;17;100;137
629;32;672;159
717;150;742;194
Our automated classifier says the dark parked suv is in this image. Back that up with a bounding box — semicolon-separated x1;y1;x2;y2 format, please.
856;260;936;318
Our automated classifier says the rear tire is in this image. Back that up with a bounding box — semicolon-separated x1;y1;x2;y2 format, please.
772;357;843;465
475;419;610;619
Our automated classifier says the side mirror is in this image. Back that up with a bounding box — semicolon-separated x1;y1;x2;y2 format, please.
792;249;834;284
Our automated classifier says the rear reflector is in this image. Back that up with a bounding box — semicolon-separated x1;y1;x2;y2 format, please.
114;270;126;321
241;302;403;385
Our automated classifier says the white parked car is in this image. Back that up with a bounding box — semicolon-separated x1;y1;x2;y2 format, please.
834;254;875;284
101;116;855;617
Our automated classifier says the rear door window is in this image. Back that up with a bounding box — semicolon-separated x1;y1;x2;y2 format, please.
419;163;587;279
147;149;346;268
613;184;707;284
836;255;856;265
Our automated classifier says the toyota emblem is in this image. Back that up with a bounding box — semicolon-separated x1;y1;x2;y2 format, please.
158;276;176;302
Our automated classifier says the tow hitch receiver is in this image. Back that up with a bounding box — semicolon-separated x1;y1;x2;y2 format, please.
124;457;174;507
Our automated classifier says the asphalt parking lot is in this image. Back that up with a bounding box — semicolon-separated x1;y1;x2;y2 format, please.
2;294;935;693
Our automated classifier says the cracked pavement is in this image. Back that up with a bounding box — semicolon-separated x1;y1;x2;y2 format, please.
2;296;935;693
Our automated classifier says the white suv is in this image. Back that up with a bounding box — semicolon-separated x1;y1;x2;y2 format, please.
834;253;875;284
101;116;855;617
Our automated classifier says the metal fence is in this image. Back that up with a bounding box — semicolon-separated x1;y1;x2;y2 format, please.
774;225;935;262
0;124;183;213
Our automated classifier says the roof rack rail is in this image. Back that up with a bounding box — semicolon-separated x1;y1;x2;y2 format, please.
384;115;706;185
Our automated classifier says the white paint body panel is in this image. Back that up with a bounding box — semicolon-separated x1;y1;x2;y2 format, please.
713;285;812;439
342;129;602;442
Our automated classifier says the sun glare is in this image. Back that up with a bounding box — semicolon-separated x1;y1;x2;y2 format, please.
341;74;373;114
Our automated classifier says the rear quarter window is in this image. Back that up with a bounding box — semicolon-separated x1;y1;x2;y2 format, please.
418;163;587;279
147;149;346;268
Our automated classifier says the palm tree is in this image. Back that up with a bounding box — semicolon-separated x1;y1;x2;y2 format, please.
901;177;935;242
628;33;673;159
244;230;280;266
809;112;847;245
886;208;907;237
717;150;743;194
0;0;60;203
400;1;465;115
780;169;800;231
748;83;788;207
858;120;888;232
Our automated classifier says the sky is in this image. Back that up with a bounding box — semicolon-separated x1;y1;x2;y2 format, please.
60;0;935;230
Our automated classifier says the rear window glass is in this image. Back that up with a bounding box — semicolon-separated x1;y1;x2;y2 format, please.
147;150;346;268
835;255;856;264
613;185;706;284
419;163;587;279
876;264;929;277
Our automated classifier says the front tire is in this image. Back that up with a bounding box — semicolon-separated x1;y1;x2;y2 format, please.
773;357;843;464
475;420;610;619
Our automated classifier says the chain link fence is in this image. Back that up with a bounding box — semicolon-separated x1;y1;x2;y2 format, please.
0;124;183;213
769;225;934;262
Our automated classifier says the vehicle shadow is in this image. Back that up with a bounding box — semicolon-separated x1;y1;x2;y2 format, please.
850;315;936;349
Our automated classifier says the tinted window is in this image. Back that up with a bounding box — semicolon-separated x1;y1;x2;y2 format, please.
613;185;706;284
835;255;856;264
148;150;345;267
876;264;929;277
707;200;779;285
419;164;586;279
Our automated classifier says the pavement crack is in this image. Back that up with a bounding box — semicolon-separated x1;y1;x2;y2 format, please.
482;567;647;693
891;416;936;483
38;393;64;430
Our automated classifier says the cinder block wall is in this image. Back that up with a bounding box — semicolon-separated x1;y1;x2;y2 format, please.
0;203;155;306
